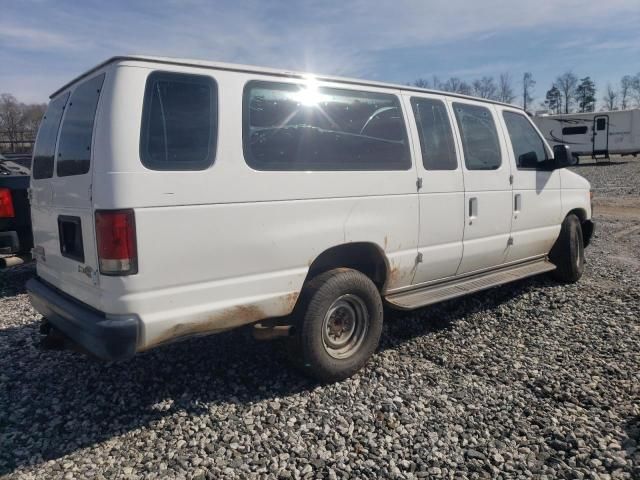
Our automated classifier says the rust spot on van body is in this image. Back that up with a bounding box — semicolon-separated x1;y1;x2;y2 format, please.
388;262;401;287
143;304;265;350
142;291;301;351
284;291;300;311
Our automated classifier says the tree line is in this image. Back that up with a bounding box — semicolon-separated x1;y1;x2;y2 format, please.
411;71;640;114
0;94;46;154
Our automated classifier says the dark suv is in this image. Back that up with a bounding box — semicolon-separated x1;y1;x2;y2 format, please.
0;154;33;256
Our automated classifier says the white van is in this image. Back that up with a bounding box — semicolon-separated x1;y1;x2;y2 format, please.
27;56;594;381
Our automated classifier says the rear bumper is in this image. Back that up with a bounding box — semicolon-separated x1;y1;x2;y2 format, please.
27;277;140;361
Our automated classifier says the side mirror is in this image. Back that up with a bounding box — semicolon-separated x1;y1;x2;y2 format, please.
552;144;576;169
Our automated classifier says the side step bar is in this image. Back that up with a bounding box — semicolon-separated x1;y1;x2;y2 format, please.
386;259;556;310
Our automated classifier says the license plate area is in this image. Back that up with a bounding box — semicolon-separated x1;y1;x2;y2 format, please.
58;215;85;263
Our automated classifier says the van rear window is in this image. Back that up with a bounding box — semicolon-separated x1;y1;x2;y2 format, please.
140;72;217;171
57;74;105;177
243;81;410;171
32;92;69;179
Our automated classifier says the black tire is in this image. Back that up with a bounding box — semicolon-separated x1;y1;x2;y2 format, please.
549;214;584;283
287;268;383;382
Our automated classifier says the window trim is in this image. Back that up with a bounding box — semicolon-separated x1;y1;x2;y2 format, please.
502;110;553;171
410;96;458;171
452;101;503;171
139;70;218;171
241;79;412;172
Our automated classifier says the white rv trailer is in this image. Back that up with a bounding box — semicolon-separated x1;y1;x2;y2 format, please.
533;109;640;161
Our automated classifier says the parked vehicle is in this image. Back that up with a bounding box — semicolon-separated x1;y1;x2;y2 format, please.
0;153;33;266
27;56;594;381
533;109;640;161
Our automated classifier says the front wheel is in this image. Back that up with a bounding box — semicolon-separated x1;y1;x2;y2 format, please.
287;268;383;382
549;214;584;283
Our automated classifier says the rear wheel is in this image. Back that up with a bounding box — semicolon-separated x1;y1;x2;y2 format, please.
287;268;383;382
549;214;584;283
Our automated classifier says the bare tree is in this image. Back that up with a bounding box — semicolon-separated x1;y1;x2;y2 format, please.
522;72;535;111
602;84;618;111
0;95;46;153
431;75;442;91
632;73;640;107
555;71;578;114
22;103;46;134
497;73;516;104
0;94;24;153
413;78;430;89
442;77;472;95
620;75;633;110
472;76;497;100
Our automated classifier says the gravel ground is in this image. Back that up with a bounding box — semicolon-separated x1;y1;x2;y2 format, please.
1;157;639;479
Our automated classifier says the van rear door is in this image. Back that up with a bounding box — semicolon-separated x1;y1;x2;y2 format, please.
31;73;105;301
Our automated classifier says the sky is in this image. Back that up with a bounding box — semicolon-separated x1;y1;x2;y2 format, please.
1;0;639;108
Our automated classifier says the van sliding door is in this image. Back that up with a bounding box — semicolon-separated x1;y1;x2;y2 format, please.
403;94;464;285
450;100;513;274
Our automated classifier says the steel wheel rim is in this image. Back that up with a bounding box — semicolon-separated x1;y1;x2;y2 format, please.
322;294;369;359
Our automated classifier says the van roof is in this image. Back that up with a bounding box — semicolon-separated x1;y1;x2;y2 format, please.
51;55;522;109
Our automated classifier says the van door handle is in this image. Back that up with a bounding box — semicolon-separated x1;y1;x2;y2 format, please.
514;193;522;212
468;197;478;222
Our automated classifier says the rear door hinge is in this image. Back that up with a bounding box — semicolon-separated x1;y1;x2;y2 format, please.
507;237;514;246
27;188;33;202
509;174;514;185
416;177;423;191
88;184;93;202
416;252;423;264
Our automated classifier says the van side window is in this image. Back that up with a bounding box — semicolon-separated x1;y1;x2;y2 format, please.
453;103;502;170
57;74;105;177
140;72;217;171
243;81;410;171
32;92;69;179
502;111;552;169
410;97;457;170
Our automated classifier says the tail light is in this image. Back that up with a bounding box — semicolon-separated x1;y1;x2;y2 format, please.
95;209;138;275
0;188;15;218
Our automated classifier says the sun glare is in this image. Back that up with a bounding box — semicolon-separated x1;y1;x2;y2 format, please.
289;78;328;107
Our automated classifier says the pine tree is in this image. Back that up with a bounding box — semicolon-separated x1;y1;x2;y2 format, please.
544;86;562;114
576;77;596;112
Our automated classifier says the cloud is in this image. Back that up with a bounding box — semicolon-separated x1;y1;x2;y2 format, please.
5;0;639;75
441;62;527;79
0;24;77;51
1;0;639;101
